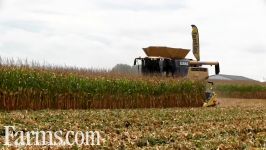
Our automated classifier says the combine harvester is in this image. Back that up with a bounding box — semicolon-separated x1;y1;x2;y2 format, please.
134;25;220;107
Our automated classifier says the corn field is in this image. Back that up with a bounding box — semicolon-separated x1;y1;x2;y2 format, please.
0;63;206;110
214;84;266;99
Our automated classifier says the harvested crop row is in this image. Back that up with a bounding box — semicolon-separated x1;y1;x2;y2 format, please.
0;66;206;110
0;107;265;149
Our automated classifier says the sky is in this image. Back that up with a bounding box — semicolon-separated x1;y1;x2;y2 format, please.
0;0;265;81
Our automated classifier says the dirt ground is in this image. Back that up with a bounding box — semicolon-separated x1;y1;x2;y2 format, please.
218;98;266;107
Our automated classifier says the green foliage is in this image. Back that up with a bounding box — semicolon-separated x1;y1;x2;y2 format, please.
215;84;266;99
216;84;266;93
111;64;133;73
0;66;206;110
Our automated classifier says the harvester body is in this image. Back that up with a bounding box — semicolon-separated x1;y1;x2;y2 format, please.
134;46;220;81
133;25;220;107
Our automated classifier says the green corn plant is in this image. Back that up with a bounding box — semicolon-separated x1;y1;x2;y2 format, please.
0;65;206;110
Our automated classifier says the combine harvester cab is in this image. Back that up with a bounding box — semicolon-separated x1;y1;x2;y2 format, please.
134;25;220;107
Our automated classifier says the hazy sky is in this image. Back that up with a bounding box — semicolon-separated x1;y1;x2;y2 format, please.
0;0;265;80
